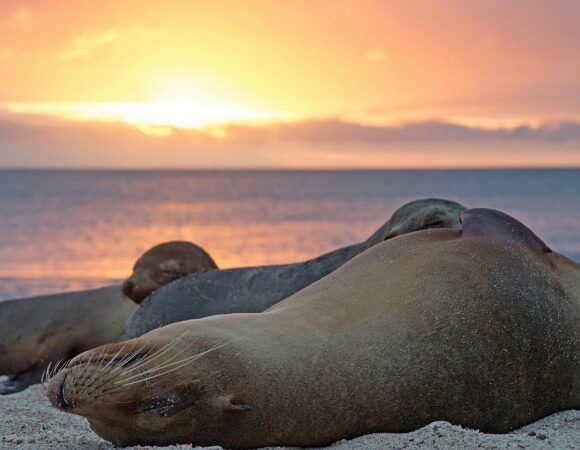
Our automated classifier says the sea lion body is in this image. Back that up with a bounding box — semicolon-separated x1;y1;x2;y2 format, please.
122;198;465;338
123;241;218;303
0;286;136;394
46;209;580;448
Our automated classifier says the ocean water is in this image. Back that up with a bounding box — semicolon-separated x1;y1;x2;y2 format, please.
0;169;578;300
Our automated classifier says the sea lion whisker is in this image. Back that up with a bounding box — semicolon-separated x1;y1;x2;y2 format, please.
82;346;110;392
110;344;193;387
95;375;170;398
42;362;52;385
96;342;132;374
80;348;115;396
44;359;67;393
81;350;154;396
111;344;232;389
119;332;188;376
111;340;157;374
83;341;148;395
80;344;142;396
120;342;192;383
115;327;272;387
101;339;152;376
115;352;212;387
41;361;54;390
95;345;107;366
79;367;118;396
50;359;66;379
75;350;97;389
80;339;161;396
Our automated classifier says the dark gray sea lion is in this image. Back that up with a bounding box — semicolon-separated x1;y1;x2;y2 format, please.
121;198;465;339
0;286;136;394
45;209;580;448
123;241;218;303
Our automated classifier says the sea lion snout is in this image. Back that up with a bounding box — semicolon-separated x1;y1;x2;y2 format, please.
44;334;243;447
122;278;136;297
46;370;75;412
123;272;156;303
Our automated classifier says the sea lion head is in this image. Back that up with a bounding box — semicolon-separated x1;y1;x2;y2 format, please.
365;198;466;248
123;241;218;303
44;327;244;447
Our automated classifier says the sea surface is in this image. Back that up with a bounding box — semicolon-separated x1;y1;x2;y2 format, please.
0;169;578;300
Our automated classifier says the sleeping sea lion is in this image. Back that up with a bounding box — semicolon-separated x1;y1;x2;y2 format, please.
0;241;216;393
0;286;136;394
123;241;218;303
122;198;465;338
45;209;580;448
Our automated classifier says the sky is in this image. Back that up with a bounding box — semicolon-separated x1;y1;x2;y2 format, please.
0;0;579;168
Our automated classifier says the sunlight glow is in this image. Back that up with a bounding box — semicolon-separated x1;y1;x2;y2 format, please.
4;101;285;134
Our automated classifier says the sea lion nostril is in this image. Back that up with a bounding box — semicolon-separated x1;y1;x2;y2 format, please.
123;279;135;295
57;377;71;410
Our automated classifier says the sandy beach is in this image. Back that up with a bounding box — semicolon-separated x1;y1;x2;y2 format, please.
1;384;578;450
1;0;579;446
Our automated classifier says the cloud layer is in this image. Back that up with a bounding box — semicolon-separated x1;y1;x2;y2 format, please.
0;114;578;168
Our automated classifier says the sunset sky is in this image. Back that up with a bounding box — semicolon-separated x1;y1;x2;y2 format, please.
0;0;578;168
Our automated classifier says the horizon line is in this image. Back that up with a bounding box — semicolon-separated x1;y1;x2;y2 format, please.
1;166;579;172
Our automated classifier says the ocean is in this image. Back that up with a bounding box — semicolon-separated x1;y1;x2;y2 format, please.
0;169;578;300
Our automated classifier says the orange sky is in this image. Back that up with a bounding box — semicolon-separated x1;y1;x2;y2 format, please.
0;0;578;168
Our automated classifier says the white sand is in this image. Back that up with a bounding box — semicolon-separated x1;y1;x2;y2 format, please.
1;385;578;450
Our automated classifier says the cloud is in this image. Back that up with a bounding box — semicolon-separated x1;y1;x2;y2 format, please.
0;113;578;168
224;119;580;145
61;29;121;60
61;25;167;60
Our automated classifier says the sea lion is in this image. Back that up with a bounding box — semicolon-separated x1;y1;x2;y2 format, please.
123;241;218;303
122;198;466;338
0;241;217;394
45;209;580;448
0;286;137;395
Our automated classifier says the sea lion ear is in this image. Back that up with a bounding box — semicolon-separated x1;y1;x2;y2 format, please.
215;395;252;414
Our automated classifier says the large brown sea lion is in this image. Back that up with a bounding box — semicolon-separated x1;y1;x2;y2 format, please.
122;198;466;338
123;241;218;303
45;209;580;448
